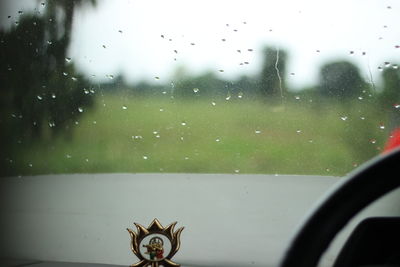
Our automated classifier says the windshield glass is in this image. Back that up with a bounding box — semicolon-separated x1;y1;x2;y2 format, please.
1;0;399;177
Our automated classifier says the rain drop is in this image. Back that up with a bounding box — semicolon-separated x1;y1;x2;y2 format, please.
215;138;221;142
51;93;56;99
65;57;72;63
63;72;68;76
255;130;261;134
238;92;243;99
71;77;78;81
154;76;160;80
47;40;53;45
37;95;43;100
122;105;128;110
193;88;199;93
78;107;83;113
295;96;300;100
340;116;348;121
181;121;187;126
143;156;148;160
296;129;302;133
211;101;216;106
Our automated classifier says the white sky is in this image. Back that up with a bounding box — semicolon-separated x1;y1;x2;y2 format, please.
2;0;400;89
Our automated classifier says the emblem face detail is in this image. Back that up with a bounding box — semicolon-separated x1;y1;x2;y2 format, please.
127;219;184;267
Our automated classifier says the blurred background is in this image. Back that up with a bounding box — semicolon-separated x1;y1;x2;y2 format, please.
0;0;399;177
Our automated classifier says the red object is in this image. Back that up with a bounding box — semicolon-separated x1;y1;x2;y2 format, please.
383;128;400;153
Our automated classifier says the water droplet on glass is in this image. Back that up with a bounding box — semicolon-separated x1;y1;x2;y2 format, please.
358;96;363;100
193;88;199;93
238;92;243;98
154;76;160;80
379;123;385;129
369;138;376;144
349;50;354;55
384;62;391;67
102;45;106;48
181;121;187;126
295;96;300;100
174;49;178;54
225;94;231;101
84;88;90;94
118;30;123;33
49;121;55;127
218;69;224;72
362;52;366;56
106;74;114;79
190;42;195;46
340;116;348;121
215;138;221;142
290;72;295;76
37;95;43;100
234;169;240;173
296;129;302;133
394;104;400;109
78;107;83;113
63;72;68;76
143;156;148;160
51;93;56;99
255;130;261;134
65;57;72;63
66;154;72;159
47;40;53;45
392;64;398;69
378;66;383;71
122;105;127;110
360;116;365;120
18;10;23;14
29;163;33;167
221;38;226;42
237;49;241;53
71;77;77;81
211;101;216;106
75;121;79;125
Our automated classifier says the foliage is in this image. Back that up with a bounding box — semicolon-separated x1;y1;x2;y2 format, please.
259;46;288;98
317;60;367;99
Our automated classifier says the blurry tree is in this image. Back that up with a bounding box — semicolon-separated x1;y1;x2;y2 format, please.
173;71;226;98
379;66;400;109
317;61;367;99
0;1;96;141
379;65;400;132
259;46;288;98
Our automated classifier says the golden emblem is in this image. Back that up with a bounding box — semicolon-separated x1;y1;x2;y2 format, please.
127;219;184;267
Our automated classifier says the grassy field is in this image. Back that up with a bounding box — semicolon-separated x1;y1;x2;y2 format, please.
4;95;389;177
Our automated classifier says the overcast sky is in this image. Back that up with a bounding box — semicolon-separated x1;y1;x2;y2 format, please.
2;0;399;89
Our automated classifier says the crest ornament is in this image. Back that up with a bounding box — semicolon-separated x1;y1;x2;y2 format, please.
127;219;184;267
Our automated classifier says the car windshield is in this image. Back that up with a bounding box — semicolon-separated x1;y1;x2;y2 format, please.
1;0;399;177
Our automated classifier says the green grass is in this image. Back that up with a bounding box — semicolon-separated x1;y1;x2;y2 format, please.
4;95;389;177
